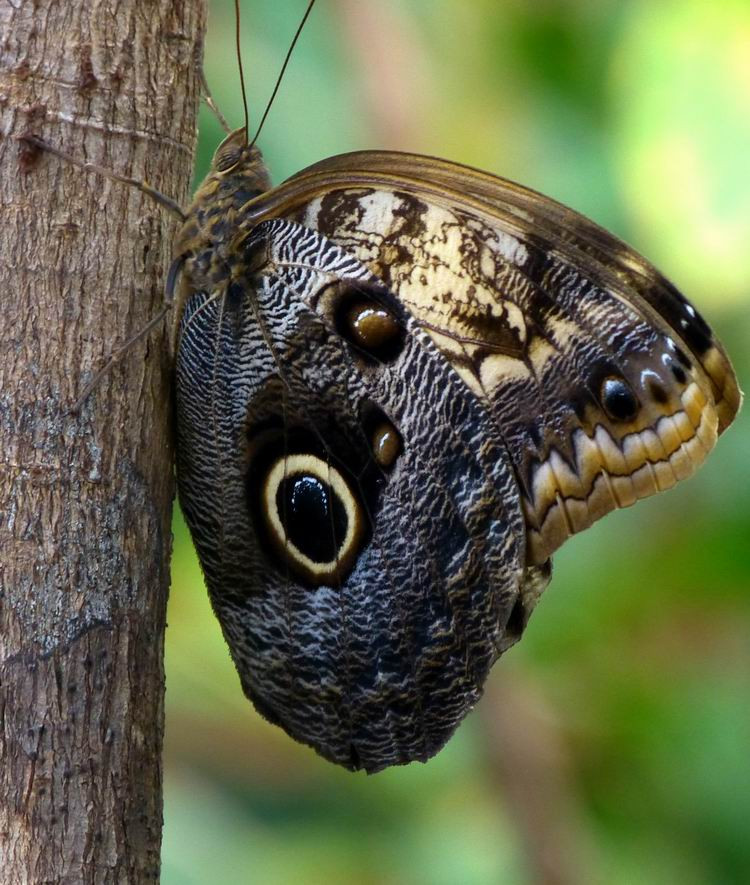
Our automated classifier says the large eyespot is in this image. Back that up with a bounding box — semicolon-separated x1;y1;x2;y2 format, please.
260;454;366;585
600;375;639;422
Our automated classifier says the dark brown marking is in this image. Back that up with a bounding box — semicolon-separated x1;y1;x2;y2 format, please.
19;131;43;173
678;313;712;355
315;188;371;241
670;362;687;385
674;345;692;369
79;44;97;92
446;302;526;356
647;379;668;404
646;281;713;356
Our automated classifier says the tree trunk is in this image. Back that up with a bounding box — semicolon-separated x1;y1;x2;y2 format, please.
0;1;205;880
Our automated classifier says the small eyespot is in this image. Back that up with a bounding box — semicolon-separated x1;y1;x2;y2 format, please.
334;286;405;362
371;420;402;469
260;454;365;585
600;376;639;422
359;402;403;470
669;362;687;385
665;337;692;369
677;301;713;355
348;304;400;349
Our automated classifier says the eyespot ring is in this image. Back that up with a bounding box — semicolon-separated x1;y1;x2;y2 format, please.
260;453;366;586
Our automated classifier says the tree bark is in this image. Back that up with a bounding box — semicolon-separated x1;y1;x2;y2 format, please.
0;1;205;880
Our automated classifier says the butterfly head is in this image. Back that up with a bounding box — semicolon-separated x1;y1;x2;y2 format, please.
207;127;272;203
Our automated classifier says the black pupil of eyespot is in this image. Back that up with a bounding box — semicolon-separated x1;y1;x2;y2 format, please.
277;473;348;564
602;377;638;421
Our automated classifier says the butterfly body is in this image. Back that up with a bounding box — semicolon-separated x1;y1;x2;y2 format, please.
172;131;740;772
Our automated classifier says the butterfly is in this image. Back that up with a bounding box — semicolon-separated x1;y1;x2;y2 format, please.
28;1;735;774
168;81;740;773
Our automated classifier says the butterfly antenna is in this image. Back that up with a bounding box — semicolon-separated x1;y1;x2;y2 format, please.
235;0;250;142
249;0;317;148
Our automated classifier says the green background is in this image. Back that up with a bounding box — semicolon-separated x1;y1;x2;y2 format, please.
163;2;750;882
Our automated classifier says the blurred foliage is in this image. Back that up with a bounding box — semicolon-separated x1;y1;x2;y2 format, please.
163;1;750;882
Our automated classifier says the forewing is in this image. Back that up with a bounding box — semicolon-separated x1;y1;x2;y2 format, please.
242;151;740;564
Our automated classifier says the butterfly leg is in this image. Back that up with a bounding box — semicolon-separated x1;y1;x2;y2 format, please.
21;134;186;221
66;304;174;415
21;133;186;409
198;65;232;135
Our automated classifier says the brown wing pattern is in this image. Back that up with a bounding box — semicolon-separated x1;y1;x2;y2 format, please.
236;151;740;564
174;142;740;770
266;150;739;431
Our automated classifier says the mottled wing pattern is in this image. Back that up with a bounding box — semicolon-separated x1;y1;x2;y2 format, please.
249;151;739;564
176;218;542;772
175;149;740;772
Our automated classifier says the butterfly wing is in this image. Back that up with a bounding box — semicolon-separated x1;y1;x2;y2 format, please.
175;151;740;771
262;150;738;427
239;151;740;563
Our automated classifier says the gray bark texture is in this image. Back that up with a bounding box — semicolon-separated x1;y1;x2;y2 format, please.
0;0;206;880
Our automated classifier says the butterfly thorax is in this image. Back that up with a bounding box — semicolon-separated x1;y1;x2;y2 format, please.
173;130;272;300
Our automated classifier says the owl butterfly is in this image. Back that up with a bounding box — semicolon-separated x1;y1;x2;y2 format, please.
60;3;741;772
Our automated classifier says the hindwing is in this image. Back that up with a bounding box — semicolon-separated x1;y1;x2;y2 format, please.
176;218;541;772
